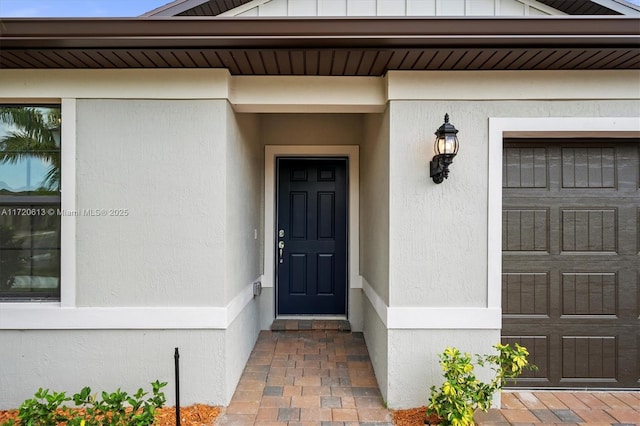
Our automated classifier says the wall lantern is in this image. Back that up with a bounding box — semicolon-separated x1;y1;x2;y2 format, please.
429;113;459;184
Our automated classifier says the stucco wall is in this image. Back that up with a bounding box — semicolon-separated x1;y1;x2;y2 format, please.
223;104;263;402
260;113;364;146
0;329;225;409
380;97;640;408
388;99;640;308
361;110;390;304
363;297;389;402
76;100;227;307
387;329;498;408
225;104;262;300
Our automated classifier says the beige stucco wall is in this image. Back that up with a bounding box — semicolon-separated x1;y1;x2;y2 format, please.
223;104;263;402
380;97;640;408
225;104;262;300
260;113;364;146
0;329;225;409
76;99;228;307
387;329;499;408
360;109;391;400
388;99;640;308
361;109;390;305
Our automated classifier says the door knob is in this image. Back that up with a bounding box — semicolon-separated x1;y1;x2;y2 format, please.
278;241;285;263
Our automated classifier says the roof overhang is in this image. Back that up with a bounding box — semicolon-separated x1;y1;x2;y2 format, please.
143;0;640;16
1;17;638;74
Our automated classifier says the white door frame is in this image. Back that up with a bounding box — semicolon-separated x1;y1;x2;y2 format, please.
263;145;361;317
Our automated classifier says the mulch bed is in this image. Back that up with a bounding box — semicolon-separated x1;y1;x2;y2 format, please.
391;406;442;425
2;404;441;425
0;405;222;426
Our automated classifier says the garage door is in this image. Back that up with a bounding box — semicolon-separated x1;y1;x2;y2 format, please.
502;139;639;388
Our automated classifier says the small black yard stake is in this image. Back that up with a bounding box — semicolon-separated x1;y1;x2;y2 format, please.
174;347;181;426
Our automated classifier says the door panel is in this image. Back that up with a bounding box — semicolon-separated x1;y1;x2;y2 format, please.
277;158;347;315
502;140;640;388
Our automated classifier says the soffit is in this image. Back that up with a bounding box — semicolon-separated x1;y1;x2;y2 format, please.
0;17;638;74
536;0;621;14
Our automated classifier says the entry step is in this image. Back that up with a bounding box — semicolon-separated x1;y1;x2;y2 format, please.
271;319;351;332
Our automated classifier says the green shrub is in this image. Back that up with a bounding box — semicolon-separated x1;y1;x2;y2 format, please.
426;343;535;426
1;380;167;426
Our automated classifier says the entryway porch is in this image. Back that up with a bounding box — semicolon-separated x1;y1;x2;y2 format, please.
216;325;640;425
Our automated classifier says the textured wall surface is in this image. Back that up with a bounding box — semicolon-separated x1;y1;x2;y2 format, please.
361;110;390;304
387;329;498;408
76;99;227;307
388;99;640;308
0;329;225;409
260;113;364;146
223;104;262;402
225;104;261;300
363;296;389;402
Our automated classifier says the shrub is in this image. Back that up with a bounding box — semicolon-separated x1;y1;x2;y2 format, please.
426;343;535;426
1;380;167;426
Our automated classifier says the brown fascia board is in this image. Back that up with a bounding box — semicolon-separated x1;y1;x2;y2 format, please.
0;17;638;49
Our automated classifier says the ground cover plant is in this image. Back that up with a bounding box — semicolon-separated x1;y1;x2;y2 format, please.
0;381;167;426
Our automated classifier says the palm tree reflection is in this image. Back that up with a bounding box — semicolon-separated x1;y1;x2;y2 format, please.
0;106;61;298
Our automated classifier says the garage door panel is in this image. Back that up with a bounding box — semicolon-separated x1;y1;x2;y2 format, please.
561;336;617;381
561;273;617;316
503;272;550;317
561;208;617;253
503;146;548;188
503;209;549;252
503;139;639;389
503;335;551;384
561;147;616;189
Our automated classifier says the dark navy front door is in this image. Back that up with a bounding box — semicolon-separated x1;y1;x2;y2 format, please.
276;158;347;315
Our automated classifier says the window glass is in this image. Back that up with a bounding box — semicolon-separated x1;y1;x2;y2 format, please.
0;106;61;300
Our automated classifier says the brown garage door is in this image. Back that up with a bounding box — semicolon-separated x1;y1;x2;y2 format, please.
502;139;640;388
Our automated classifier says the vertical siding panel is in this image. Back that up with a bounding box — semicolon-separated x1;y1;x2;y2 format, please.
320;0;348;15
499;0;525;15
439;0;464;15
348;0;376;15
379;0;405;15
259;0;288;15
290;0;317;15
407;0;436;15
468;0;494;15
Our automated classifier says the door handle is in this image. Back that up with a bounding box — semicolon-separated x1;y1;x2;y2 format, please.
278;241;285;263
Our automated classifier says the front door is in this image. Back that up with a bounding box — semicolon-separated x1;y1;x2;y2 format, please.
276;158;347;315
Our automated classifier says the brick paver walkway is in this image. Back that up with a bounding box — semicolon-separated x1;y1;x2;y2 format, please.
216;328;393;426
476;391;640;425
216;325;639;425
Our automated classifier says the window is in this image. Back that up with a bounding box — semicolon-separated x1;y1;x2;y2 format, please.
0;106;61;301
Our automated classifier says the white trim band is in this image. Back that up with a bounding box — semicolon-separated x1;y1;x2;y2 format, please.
0;278;259;330
361;277;501;329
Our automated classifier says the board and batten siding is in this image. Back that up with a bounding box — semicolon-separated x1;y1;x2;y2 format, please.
223;0;556;16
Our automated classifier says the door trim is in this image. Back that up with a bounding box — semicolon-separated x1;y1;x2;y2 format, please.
263;146;360;316
488;117;640;313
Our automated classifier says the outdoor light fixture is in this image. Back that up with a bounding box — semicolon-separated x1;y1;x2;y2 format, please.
429;113;459;184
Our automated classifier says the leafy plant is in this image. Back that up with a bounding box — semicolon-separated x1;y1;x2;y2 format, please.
426;343;535;426
0;380;167;426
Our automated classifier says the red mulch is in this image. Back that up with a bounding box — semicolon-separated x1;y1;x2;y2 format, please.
2;404;445;425
0;405;221;426
391;406;442;425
